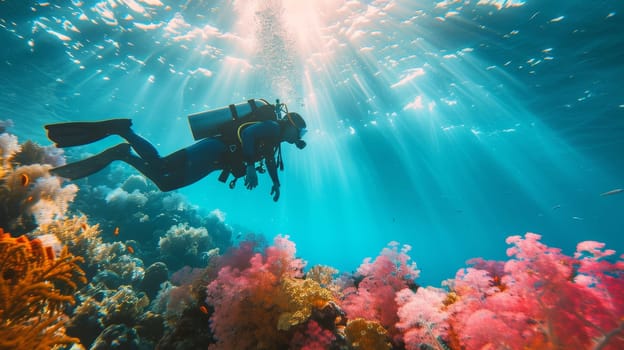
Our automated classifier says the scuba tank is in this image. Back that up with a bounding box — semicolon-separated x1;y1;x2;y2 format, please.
187;98;294;189
187;99;270;140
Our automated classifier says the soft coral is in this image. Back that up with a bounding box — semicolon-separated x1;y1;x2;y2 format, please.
396;233;624;350
341;241;420;345
205;235;307;349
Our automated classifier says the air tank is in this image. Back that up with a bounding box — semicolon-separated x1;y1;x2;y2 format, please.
187;99;269;140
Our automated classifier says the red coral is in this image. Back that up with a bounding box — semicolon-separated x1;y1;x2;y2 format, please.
289;320;335;350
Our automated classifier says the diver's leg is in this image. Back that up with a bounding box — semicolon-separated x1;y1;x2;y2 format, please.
121;150;187;192
50;143;131;179
118;138;226;191
182;138;227;184
118;129;160;161
126;138;227;190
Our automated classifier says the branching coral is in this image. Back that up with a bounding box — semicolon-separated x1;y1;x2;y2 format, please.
36;216;145;286
34;215;103;261
306;265;340;292
395;286;451;350
101;285;150;327
159;223;214;269
0;230;86;349
90;241;145;285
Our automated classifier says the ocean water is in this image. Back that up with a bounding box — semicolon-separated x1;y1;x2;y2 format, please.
1;0;623;288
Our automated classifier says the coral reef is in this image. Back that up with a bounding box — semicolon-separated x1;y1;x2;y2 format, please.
345;318;392;350
205;235;344;349
140;262;169;300
0;230;86;349
33;215;103;276
341;242;420;346
89;241;145;286
396;233;624;350
69;166;234;265
158;223;214;269
278;277;335;331
11;140;65;167
2;122;622;349
0;129;76;234
154;266;214;349
68;283;161;349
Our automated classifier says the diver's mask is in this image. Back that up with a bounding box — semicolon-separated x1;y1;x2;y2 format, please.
286;112;307;149
295;139;306;149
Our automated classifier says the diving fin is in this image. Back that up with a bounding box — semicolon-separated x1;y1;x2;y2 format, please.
45;118;132;147
50;143;131;180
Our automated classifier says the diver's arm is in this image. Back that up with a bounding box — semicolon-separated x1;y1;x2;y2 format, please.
266;155;281;202
266;155;280;187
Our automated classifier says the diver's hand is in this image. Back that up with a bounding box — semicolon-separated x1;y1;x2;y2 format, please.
244;164;258;190
271;184;280;202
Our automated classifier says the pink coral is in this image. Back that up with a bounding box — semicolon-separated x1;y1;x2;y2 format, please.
395;286;449;350
205;235;306;349
395;233;624;350
462;234;621;349
342;242;419;344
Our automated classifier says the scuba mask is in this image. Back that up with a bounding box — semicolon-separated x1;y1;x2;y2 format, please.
285;112;307;149
295;139;306;149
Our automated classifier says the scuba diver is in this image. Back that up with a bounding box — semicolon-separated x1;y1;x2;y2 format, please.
44;99;307;202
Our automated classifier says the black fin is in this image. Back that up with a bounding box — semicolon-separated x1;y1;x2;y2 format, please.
44;118;132;147
50;143;131;180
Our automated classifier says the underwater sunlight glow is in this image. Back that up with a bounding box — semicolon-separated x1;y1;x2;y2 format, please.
1;0;622;287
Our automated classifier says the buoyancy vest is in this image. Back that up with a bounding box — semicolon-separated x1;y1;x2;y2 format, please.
187;99;281;187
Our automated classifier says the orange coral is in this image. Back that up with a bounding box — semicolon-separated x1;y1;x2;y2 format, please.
0;229;86;350
345;318;392;350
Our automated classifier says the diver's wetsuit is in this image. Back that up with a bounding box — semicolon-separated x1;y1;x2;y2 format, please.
120;121;282;191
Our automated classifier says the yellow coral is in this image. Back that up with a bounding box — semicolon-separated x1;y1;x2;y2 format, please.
34;215;103;259
0;230;86;350
277;277;335;331
306;265;338;286
345;318;392;350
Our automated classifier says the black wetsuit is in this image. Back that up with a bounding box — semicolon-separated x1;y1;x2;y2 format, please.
122;121;282;191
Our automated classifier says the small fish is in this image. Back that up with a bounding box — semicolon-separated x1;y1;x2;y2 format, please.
27;196;33;202
114;227;120;236
127;245;134;254
600;188;623;197
199;305;209;314
552;204;561;210
21;173;29;187
572;216;584;221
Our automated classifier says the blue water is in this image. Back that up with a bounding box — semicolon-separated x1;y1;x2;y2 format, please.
1;0;623;286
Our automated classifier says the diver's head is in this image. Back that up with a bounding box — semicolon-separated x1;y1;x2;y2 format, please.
282;112;307;149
